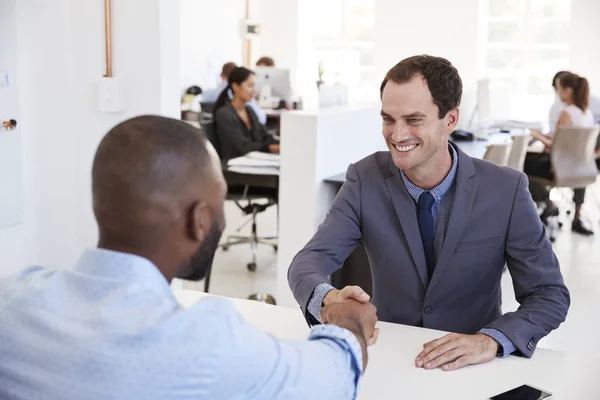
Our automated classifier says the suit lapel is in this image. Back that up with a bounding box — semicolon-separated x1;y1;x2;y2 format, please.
428;144;478;292
385;157;429;289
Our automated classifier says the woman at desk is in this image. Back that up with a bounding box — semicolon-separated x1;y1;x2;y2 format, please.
213;67;279;161
525;72;596;235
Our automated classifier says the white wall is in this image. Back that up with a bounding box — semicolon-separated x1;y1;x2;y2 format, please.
0;0;179;276
278;105;386;306
179;0;246;94
570;0;600;91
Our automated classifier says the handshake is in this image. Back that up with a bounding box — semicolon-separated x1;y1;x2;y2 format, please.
320;286;379;370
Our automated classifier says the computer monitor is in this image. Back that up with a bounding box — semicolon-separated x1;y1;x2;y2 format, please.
254;67;292;100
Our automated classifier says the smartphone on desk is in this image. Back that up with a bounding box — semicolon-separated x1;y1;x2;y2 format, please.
490;385;552;400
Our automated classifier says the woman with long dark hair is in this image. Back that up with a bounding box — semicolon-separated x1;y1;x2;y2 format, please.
213;67;279;161
526;72;596;235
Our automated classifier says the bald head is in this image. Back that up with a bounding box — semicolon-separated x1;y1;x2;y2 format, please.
92;115;225;253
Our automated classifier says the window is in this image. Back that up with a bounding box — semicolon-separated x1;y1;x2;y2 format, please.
308;0;377;103
480;0;572;123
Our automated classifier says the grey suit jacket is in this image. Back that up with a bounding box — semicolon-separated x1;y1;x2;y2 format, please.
288;143;570;357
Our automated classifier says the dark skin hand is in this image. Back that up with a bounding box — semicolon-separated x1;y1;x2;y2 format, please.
321;299;379;372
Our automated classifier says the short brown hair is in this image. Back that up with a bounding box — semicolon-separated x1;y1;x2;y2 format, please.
256;56;275;67
221;62;237;78
380;55;462;119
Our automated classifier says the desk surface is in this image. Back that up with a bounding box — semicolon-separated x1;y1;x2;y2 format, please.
174;290;600;399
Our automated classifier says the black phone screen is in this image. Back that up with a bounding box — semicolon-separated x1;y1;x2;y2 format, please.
490;385;552;400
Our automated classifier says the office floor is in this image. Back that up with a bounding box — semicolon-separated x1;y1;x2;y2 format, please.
184;180;600;358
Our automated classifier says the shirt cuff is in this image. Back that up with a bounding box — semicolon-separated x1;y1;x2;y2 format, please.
307;283;336;322
309;324;363;392
479;328;517;358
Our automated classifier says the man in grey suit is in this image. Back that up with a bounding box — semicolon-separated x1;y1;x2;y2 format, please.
288;55;570;371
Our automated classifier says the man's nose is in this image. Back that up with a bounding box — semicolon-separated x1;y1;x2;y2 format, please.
391;122;410;143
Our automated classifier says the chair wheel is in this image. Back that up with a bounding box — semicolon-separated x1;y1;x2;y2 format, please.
247;262;257;272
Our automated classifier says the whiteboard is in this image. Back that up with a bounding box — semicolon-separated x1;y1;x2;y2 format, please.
0;0;23;228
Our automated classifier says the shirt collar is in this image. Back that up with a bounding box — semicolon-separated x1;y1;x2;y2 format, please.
400;144;458;204
74;248;175;300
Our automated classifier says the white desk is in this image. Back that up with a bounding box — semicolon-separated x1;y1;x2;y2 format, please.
174;290;600;399
454;132;544;160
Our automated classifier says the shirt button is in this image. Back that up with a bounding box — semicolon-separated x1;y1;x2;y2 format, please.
424;306;432;314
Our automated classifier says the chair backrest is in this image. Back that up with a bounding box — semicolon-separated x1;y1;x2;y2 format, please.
199;120;223;159
551;126;600;188
506;134;530;172
483;142;512;166
200;101;215;114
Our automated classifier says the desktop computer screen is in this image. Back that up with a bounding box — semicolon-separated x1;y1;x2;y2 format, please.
254;67;292;101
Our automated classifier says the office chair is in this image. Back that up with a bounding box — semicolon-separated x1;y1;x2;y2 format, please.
483;142;512;166
200;102;215;121
198;120;278;292
506;134;530;172
528;126;600;242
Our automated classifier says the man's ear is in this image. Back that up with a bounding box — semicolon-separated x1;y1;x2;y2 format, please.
444;108;460;134
188;201;209;244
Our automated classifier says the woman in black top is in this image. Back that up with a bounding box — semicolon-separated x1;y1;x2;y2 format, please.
213;67;279;161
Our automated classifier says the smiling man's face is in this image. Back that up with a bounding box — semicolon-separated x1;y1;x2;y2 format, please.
381;75;457;173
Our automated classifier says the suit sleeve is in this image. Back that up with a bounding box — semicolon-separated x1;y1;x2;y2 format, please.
215;108;266;156
287;163;363;315
486;173;570;357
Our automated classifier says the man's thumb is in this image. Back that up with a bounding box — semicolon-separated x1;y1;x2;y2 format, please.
345;286;370;302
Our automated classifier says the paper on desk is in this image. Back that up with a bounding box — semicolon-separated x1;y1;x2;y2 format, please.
245;151;280;162
228;166;279;176
228;152;280;168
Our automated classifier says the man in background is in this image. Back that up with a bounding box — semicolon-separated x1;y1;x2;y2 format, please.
0;116;377;399
256;56;276;67
202;61;237;103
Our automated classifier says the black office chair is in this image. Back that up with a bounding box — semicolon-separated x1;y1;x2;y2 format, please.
200;102;215;121
198;121;278;292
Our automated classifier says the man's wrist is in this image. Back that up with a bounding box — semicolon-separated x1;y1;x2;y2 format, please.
322;289;337;306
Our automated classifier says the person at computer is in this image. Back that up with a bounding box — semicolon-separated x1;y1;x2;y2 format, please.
203;62;267;125
0;115;377;399
201;61;237;103
214;66;279;161
256;56;276;67
526;72;597;235
288;55;569;372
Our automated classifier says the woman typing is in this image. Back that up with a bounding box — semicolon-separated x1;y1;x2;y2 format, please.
213;67;279;161
525;72;596;235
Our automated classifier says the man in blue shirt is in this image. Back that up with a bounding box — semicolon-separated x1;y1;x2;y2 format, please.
0;116;377;399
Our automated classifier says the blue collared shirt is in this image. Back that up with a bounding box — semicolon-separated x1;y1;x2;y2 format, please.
202;82;267;125
309;144;516;357
0;248;363;399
